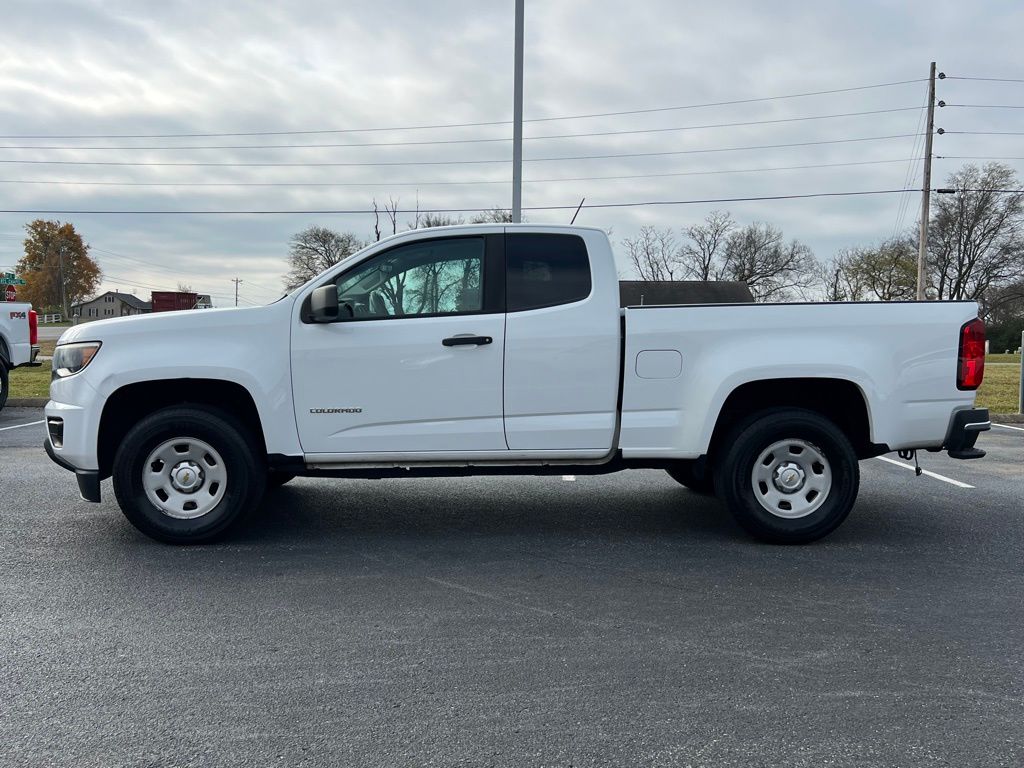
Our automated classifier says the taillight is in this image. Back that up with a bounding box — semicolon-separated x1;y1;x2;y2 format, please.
28;309;38;346
957;318;985;390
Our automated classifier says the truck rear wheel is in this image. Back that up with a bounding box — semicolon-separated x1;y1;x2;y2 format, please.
112;406;266;544
665;461;715;494
716;408;859;544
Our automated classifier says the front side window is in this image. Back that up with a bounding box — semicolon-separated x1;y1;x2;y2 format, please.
335;237;484;319
506;234;591;311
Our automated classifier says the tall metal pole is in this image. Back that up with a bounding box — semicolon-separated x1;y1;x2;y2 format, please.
1018;330;1023;415
232;278;242;307
916;61;937;300
511;0;524;223
57;242;68;320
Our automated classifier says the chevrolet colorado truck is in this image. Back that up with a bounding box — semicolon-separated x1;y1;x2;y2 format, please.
44;225;989;544
1;303;40;411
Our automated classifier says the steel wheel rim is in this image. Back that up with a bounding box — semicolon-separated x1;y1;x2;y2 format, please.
751;438;832;519
142;437;227;520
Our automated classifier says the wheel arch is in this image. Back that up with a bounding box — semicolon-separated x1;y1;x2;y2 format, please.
97;378;267;479
706;377;880;465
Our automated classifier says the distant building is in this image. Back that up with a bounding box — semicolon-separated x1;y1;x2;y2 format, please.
72;291;152;322
619;280;754;307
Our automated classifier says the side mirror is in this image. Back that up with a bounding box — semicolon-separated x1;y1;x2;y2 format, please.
310;285;339;322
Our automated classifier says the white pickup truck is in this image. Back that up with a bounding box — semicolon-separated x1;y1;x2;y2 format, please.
1;302;41;411
44;224;990;545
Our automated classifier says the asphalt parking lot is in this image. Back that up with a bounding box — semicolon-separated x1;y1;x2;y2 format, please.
1;406;1022;767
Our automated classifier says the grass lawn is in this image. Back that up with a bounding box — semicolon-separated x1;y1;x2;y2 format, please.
8;360;51;399
986;353;1022;364
976;358;1021;414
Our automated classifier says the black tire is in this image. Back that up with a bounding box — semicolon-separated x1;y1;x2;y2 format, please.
665;461;715;494
0;363;8;413
267;471;296;488
112;405;266;544
715;408;859;544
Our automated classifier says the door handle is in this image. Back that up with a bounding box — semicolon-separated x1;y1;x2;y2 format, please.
442;335;493;347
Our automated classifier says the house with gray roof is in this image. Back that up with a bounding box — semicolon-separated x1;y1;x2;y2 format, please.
71;291;152;322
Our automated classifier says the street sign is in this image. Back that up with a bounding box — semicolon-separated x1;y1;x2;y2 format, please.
4;285;16;302
1;272;26;286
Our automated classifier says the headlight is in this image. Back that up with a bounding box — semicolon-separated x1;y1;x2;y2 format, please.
52;342;102;379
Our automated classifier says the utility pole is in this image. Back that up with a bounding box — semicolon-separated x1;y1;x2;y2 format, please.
511;0;524;223
57;240;68;320
232;278;243;307
1019;330;1023;415
916;61;937;300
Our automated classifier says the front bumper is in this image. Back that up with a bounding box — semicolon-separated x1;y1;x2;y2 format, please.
944;407;990;460
44;438;101;502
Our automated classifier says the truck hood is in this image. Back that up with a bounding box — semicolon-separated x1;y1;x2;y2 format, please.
57;305;273;345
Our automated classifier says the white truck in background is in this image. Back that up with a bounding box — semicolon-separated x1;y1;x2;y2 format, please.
0;303;40;411
44;225;990;545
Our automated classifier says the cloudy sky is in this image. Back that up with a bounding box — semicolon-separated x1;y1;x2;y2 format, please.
1;0;1022;306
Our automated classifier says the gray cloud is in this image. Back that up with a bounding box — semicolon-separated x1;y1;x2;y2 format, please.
0;0;1021;304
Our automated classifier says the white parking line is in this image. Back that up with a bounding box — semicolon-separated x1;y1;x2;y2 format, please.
874;456;974;489
0;419;45;433
993;423;1024;432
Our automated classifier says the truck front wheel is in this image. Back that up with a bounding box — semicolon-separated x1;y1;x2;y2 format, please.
716;408;859;544
112;406;266;544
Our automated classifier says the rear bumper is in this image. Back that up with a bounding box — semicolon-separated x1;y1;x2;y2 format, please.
44;438;101;502
25;345;41;366
944;407;990;460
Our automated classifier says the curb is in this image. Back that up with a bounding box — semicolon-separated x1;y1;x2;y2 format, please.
6;398;48;407
991;413;1024;423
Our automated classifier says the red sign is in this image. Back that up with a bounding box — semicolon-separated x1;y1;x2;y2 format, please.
4;285;15;302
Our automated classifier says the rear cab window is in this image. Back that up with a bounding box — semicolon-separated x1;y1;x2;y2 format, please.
506;234;591;311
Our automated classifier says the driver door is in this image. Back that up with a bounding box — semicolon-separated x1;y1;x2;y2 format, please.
291;234;508;456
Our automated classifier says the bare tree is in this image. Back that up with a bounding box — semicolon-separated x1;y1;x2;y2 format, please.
721;222;818;301
384;196;400;235
283;226;363;290
680;211;734;280
470;207;515;224
823;237;917;302
927;162;1024;306
818;251;866;302
417;213;465;228
622;226;683;280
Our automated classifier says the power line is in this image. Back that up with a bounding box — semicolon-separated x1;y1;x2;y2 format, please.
0;133;924;168
0;108;923;151
943;104;1024;109
942;76;1024;84
99;273;261;305
0;188;928;216
0;158;919;189
0;78;927;140
91;246;282;294
940;131;1024;136
892;80;932;238
936;155;1024;160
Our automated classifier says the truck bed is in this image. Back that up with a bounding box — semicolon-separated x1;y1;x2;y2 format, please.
619;301;980;458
